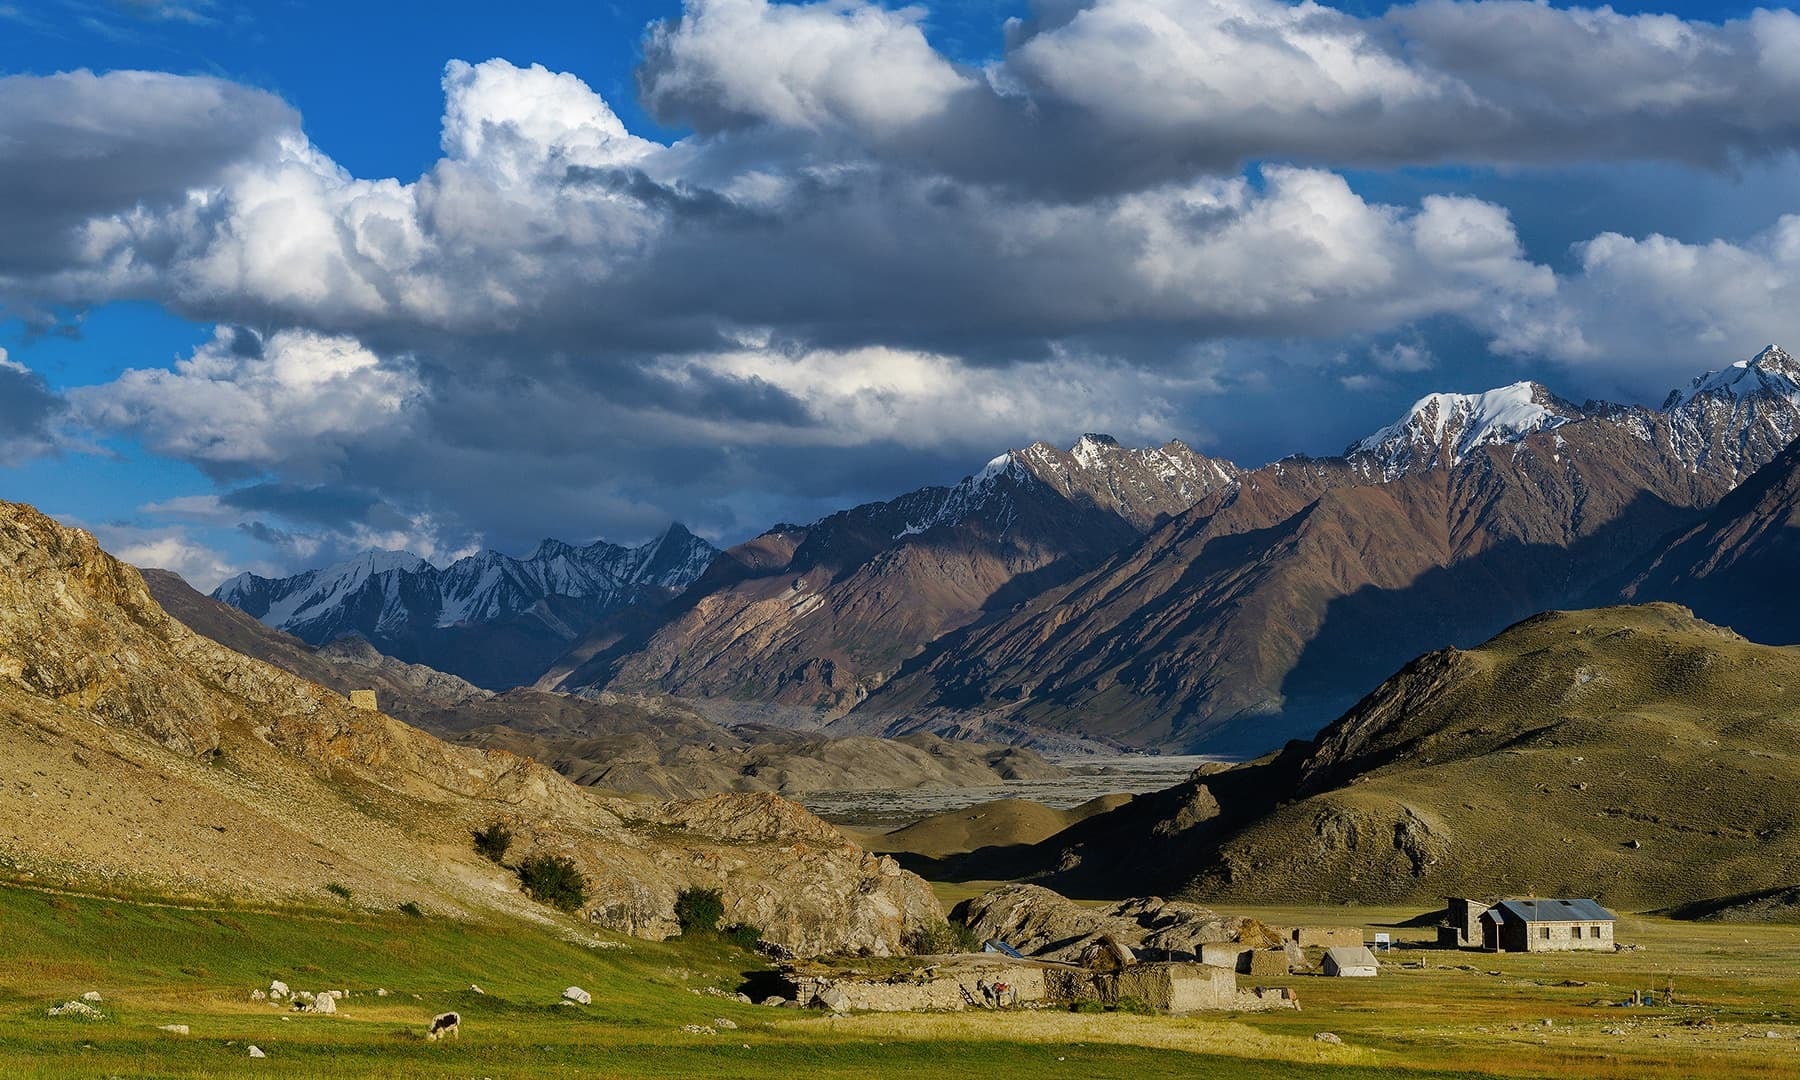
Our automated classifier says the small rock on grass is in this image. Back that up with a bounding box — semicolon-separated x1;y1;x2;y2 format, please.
157;1024;189;1035
81;991;102;1002
562;986;592;1005
1313;1032;1343;1045
714;1018;738;1030
248;1045;266;1058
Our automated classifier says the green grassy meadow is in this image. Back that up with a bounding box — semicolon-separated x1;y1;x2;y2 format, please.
1;884;1794;1078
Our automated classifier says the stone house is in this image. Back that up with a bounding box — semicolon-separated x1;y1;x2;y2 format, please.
1479;899;1617;953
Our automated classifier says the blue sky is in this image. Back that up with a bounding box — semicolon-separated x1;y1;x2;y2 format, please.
4;0;1800;586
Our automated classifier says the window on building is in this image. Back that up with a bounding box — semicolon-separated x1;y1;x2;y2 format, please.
1573;926;1582;939
1541;927;1551;939
1593;925;1603;937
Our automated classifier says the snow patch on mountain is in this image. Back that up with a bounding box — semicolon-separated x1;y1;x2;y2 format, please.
213;525;718;644
1664;345;1800;410
1350;382;1581;481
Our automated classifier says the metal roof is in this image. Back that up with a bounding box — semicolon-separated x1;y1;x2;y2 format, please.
1483;898;1616;923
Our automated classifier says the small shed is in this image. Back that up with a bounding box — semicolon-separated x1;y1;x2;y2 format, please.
348;689;378;711
1321;946;1379;977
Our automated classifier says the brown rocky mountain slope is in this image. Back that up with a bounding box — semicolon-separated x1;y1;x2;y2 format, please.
147;569;1062;799
975;604;1800;910
0;501;941;955
1625;435;1800;645
851;357;1800;752
549;435;1237;725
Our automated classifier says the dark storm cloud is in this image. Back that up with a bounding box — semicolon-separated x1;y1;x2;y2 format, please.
8;3;1800;575
0;357;66;465
0;69;296;278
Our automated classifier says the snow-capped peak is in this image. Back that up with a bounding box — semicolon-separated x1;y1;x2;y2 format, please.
1663;345;1800;410
1350;381;1580;480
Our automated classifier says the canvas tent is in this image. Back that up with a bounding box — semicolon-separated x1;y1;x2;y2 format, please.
1321;945;1378;977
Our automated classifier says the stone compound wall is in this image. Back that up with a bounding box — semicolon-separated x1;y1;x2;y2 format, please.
1292;926;1364;949
794;957;1298;1015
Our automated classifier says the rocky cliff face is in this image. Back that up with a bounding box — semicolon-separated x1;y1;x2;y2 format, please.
0;501;940;956
550;435;1237;725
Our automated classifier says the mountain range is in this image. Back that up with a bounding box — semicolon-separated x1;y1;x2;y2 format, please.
205;346;1800;754
214;524;718;689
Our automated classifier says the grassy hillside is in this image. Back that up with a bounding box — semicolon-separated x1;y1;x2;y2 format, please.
978;604;1800;909
5;884;1796;1078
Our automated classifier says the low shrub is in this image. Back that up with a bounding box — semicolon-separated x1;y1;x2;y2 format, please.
904;920;982;955
723;923;762;951
516;854;587;913
324;882;352;902
473;821;513;864
398;901;425;919
674;887;724;936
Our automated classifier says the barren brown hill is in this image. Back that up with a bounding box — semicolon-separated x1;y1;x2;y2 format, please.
982;604;1800;910
870;794;1132;861
554;436;1237;725
147;572;1061;799
857;375;1799;752
0;500;941;956
1626;434;1800;645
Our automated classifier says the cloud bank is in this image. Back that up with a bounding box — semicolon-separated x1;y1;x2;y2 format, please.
2;1;1798;574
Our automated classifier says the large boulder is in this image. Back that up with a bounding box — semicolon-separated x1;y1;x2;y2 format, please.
951;884;1248;962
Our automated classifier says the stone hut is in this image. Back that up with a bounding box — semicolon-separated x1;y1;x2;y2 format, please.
348;689;378;711
1440;897;1493;948
1479;899;1617;953
1114;963;1237;1013
1322;946;1379;977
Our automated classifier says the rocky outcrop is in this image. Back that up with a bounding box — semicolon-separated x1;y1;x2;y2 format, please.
0;500;941;956
950;884;1248;962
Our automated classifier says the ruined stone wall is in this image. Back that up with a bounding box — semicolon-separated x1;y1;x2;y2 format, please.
1292;926;1364;949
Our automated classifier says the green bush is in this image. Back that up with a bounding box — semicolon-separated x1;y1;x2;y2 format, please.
397;901;425;919
904;920;981;955
324;882;352;902
473;821;513;864
674;887;724;935
723;923;762;951
516;854;587;913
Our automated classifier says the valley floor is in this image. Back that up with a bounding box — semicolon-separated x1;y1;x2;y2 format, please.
0;884;1794;1078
